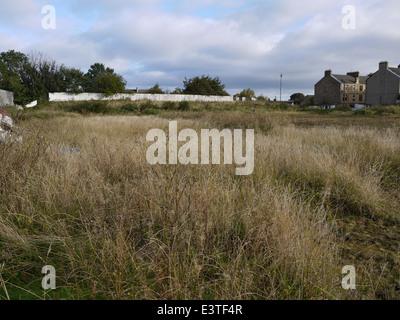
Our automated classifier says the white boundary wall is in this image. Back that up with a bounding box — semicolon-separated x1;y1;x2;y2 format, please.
49;92;233;103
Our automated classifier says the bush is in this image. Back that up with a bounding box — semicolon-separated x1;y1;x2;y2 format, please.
66;101;108;114
121;103;139;113
162;101;177;110
178;101;190;111
88;101;110;114
140;100;157;113
148;83;164;94
182;75;229;96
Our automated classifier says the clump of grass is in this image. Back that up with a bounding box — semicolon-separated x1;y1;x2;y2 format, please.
178;101;191;111
162;101;177;111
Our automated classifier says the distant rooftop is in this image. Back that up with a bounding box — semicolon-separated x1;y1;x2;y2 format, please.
332;74;367;84
389;67;400;77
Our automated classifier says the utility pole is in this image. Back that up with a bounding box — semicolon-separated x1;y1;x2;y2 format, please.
280;73;283;102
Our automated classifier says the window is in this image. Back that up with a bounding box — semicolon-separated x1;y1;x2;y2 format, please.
345;85;348;91
353;85;356;91
360;85;364;91
352;95;356;101
359;95;363;101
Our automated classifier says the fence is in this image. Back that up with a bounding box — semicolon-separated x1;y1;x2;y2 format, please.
49;92;233;103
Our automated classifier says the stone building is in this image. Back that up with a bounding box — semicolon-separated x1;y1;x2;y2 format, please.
315;70;367;106
0;89;14;106
366;62;400;106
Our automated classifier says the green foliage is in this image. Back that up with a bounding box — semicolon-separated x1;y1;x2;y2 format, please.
335;105;352;112
237;88;255;99
162;101;177;110
0;51;128;104
183;75;229;96
0;50;32;104
121;103;139;113
94;72;127;97
83;63;126;95
85;63;113;82
172;87;184;94
148;83;164;94
67;101;111;114
59;66;85;93
257;94;268;101
290;93;305;103
178;101;190;111
140;100;158;114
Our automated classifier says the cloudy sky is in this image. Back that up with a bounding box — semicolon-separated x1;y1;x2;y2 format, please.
0;0;399;99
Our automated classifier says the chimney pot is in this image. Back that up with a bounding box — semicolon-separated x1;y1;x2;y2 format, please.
347;71;360;78
379;61;389;70
325;70;332;77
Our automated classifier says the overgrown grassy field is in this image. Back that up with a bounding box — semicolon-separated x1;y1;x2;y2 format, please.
1;101;400;300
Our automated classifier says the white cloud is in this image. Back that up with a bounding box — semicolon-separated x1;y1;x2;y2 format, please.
0;0;399;98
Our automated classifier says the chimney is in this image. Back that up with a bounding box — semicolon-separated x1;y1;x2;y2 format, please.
398;64;400;68
325;70;332;77
347;71;360;78
379;61;389;71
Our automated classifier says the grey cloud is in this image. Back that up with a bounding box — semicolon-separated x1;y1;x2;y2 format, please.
1;0;400;98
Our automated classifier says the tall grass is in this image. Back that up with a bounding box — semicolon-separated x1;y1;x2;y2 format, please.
1;108;400;300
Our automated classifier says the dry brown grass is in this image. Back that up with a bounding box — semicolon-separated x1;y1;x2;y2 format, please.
0;106;399;300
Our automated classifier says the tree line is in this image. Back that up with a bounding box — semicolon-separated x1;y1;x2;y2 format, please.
0;50;232;105
0;50;126;105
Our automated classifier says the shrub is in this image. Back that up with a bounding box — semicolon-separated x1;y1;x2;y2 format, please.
148;83;164;94
140;100;157;113
121;103;138;113
87;101;110;114
178;101;190;111
162;101;177;110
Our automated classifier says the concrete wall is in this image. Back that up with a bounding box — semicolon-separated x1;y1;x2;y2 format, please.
49;92;234;103
366;63;400;105
0;89;14;106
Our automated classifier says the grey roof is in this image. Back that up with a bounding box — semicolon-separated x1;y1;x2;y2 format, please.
389;67;400;77
332;74;367;84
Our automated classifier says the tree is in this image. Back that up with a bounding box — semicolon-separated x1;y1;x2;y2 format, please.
237;88;255;99
86;63;114;80
59;66;85;93
183;75;229;96
94;72;127;97
172;87;184;94
148;83;164;94
27;51;65;101
0;50;66;104
257;94;268;101
0;50;31;104
83;63;126;94
290;93;305;104
0;51;127;102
